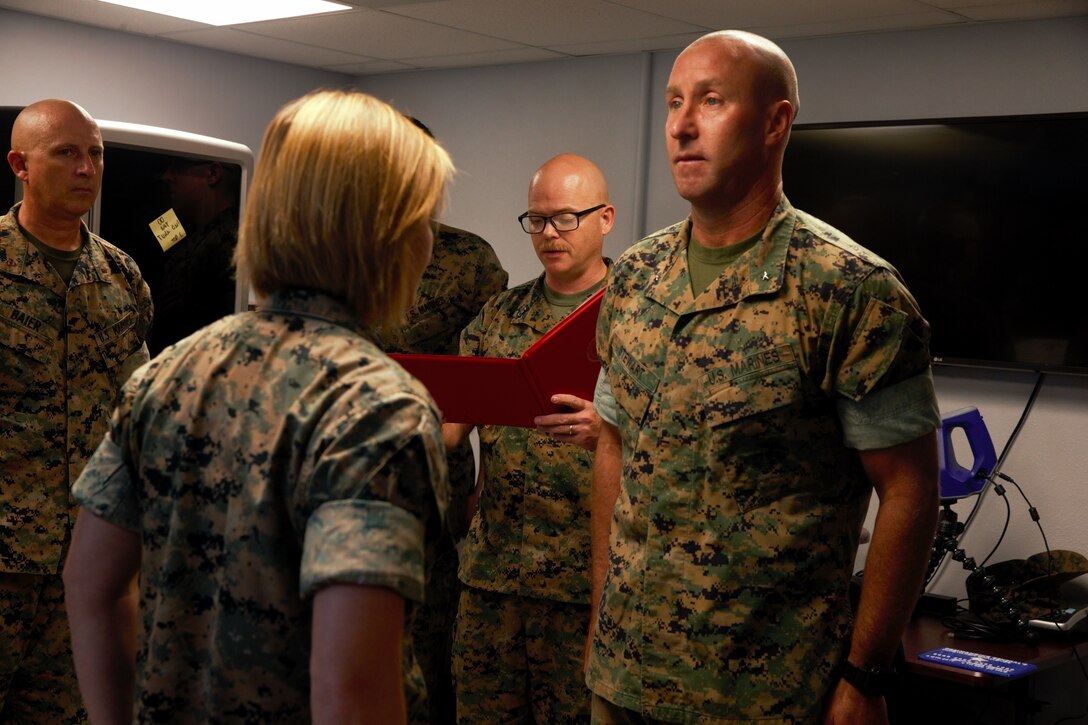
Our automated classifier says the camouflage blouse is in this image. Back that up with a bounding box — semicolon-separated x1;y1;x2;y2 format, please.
73;289;448;722
458;275;601;605
587;198;940;723
1;204;151;574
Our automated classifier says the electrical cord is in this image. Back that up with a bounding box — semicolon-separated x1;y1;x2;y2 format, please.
940;604;1033;643
925;371;1046;587
994;471;1053;576
961;372;1046;534
976;479;1011;570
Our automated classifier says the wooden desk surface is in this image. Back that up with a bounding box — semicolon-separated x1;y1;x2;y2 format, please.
901;613;1088;687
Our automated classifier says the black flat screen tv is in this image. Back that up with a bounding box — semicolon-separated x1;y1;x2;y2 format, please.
782;113;1088;375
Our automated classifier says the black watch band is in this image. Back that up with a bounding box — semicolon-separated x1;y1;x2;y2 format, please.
839;660;897;697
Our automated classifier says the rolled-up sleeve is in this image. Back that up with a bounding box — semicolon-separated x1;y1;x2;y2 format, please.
300;499;425;601
836;370;940;450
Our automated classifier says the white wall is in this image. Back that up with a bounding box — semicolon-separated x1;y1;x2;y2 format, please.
0;9;352;159
364;23;1088;715
3;10;1087;707
362;53;652;287
362;16;1088;607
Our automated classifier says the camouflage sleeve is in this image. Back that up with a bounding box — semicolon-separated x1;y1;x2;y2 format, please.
298;388;446;602
70;432;141;531
116;342;151;388
71;365;150;531
836;370;940;450
448;242;506;349
300;497;425;601
471;242;508;311
828;267;933;402
592;369;618;427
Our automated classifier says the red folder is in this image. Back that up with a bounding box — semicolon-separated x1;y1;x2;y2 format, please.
391;289;603;428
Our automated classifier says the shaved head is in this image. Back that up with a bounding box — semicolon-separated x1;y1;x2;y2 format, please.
525;153;613;293
7;99;104;245
11;99;99;152
529;153;610;205
683;30;799;119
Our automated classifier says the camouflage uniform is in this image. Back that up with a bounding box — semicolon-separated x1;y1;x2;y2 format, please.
454;274;605;723
373;224;507;724
0;204;151;723
588;198;940;723
71;288;450;723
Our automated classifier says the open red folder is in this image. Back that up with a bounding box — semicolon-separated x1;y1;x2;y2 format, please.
391;289;604;428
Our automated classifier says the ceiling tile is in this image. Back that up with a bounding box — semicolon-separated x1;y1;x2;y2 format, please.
0;0;1080;76
606;0;953;29
549;32;710;57
930;0;1088;20
326;58;422;74
397;46;568;69
236;6;524;58
751;10;966;39
162;27;376;67
382;0;707;45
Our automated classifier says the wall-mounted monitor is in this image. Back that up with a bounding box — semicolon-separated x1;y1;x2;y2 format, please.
2;108;253;355
783;113;1088;375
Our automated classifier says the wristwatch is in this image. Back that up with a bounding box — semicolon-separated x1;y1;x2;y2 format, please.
838;660;897;697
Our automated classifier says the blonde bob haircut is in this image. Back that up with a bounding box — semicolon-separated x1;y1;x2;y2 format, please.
236;89;454;328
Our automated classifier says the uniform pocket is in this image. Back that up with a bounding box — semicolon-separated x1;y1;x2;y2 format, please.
0;309;52;364
703;345;804;512
94;311;142;369
610;343;658;429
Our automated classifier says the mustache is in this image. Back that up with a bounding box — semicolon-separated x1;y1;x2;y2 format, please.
536;244;568;253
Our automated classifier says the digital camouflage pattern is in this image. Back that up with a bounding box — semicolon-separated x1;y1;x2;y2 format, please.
0;204;152;575
458;275;601;604
71;289;449;723
0;574;85;723
587;198;939;723
1;203;150;721
372;223;507;724
374;223;508;536
967;549;1088;625
452;586;590;723
454;274;603;717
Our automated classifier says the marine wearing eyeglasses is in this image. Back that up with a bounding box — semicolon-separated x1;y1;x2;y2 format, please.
444;153;614;723
517;203;606;234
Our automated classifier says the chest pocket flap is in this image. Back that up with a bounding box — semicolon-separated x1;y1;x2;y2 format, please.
610;343;659;429
705;345;802;427
0;308;53;364
94;311;142;369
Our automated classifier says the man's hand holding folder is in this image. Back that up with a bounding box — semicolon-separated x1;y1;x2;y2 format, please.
391;288;604;431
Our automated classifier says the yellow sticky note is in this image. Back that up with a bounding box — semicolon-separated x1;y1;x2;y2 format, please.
149;209;187;252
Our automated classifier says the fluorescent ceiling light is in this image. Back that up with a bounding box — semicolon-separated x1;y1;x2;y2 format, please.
97;0;352;26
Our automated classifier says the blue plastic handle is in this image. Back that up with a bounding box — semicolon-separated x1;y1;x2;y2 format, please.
937;407;997;501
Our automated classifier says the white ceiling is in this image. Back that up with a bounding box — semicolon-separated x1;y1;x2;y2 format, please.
1;0;1084;76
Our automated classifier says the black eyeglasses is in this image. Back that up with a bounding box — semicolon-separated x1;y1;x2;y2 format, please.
517;204;606;234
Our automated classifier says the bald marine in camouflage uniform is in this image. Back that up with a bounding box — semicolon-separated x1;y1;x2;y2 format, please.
444;153;615;723
587;32;941;724
373;222;508;724
1;99;152;724
62;90;454;723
